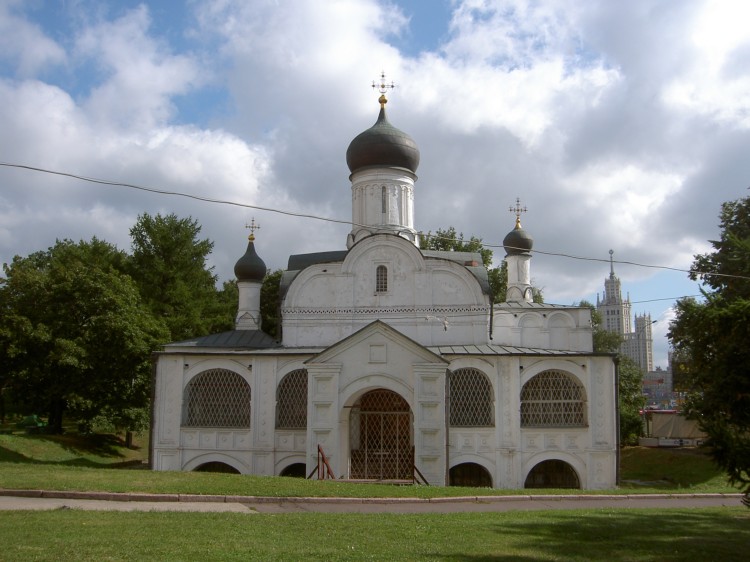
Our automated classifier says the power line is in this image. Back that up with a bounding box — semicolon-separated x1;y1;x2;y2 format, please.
630;295;703;304
2;160;749;282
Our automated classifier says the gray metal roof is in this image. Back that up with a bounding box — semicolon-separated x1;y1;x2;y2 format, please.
287;250;348;271
494;301;585;310
165;330;281;350
428;344;596;356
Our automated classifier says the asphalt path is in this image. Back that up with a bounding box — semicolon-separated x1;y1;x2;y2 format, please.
0;491;743;514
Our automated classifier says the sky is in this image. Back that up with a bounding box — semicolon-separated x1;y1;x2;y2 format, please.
1;0;749;369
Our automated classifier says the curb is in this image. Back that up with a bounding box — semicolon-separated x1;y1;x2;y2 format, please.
0;489;743;505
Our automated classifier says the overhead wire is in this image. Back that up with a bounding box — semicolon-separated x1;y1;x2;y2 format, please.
2;161;748;287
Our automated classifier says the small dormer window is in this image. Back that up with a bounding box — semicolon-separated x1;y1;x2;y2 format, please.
376;265;388;293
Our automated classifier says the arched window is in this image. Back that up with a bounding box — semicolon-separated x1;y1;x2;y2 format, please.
381;185;387;213
276;369;308;429
520;370;586;427
182;369;251;428
375;265;388;293
448;368;494;427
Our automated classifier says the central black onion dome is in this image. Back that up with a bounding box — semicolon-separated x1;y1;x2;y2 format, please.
503;218;534;255
346;96;420;174
234;235;267;282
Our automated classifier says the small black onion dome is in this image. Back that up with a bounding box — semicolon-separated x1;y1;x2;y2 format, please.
346;97;420;174
234;236;266;282
503;219;534;255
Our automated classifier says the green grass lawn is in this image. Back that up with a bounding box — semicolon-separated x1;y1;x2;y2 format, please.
0;508;747;561
0;430;740;497
1;431;746;561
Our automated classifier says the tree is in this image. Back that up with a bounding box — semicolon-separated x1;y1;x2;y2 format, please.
129;213;224;341
578;300;642;444
618;356;646;445
0;239;167;433
669;196;750;504
419;227;545;303
260;269;283;340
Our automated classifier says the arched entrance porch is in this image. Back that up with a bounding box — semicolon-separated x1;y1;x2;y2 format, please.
349;389;413;480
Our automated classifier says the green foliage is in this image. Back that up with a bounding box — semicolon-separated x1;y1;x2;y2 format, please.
669;196;750;500
419;227;492;266
129;213;223;341
0;239;168;433
260;269;283;339
618;357;646;444
578;300;642;443
0;213;242;432
420;226;511;303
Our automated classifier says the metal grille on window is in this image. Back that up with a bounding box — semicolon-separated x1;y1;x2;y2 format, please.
520;370;586;427
448;368;494;427
276;369;308;429
350;389;413;480
182;369;251;428
375;265;388;293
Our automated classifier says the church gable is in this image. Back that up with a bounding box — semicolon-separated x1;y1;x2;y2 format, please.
307;320;446;367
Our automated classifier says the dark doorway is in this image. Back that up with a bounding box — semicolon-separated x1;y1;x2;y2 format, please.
194;461;240;474
279;462;307;478
524;459;580;489
450;462;493;487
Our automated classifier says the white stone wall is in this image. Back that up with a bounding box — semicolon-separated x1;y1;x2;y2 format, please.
492;307;594;352
348;168;417;247
152;326;615;488
443;355;616;489
283;235;489;348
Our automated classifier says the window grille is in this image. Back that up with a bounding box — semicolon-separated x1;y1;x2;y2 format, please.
276;369;308;429
448;368;494;427
182;369;251;428
350;389;412;480
520;370;586;427
376;265;388;293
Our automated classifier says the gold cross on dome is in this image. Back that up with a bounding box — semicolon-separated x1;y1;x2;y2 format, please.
245;218;260;241
372;71;395;106
509;198;527;228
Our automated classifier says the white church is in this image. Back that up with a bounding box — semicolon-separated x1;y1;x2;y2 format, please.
150;90;618;489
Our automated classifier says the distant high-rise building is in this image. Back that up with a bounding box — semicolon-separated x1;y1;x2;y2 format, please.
597;250;653;371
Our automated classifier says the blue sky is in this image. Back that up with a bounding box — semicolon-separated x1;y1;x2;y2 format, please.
2;0;750;368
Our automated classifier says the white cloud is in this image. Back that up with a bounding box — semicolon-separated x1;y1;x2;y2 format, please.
662;0;750;127
0;1;67;76
75;5;203;131
1;0;749;370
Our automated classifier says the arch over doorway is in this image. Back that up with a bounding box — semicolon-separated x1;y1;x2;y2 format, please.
449;462;493;487
279;462;307;478
194;461;240;474
524;459;580;489
349;389;413;480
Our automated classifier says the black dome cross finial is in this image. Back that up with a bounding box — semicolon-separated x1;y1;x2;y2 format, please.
509;198;528;229
245;218;260;241
372;71;395;107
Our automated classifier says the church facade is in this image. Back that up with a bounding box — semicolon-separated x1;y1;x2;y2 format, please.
150;92;617;489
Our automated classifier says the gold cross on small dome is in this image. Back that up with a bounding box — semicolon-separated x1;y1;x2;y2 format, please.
372;71;395;106
509;198;527;228
245;218;260;241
